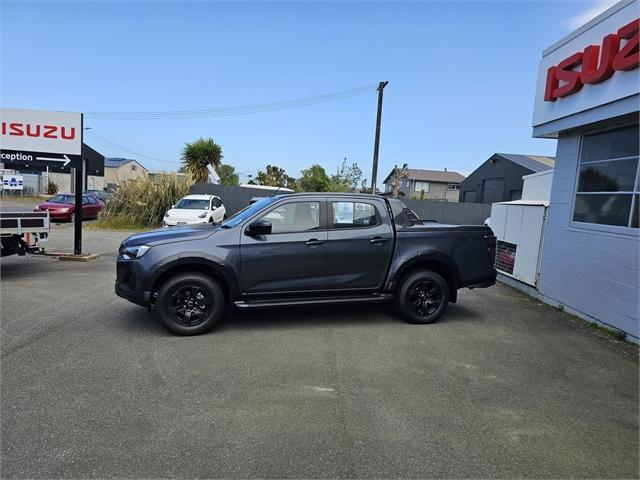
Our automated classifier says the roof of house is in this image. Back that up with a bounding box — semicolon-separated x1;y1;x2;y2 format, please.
495;153;555;172
104;157;144;169
384;168;465;184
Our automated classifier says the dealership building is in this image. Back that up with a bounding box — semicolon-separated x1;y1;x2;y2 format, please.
531;0;638;339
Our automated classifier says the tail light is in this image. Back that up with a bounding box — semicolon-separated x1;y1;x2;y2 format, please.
484;234;496;265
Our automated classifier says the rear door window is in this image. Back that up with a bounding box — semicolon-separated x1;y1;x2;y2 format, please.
331;202;379;228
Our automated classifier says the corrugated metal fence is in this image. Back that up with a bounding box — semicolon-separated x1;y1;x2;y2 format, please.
401;198;491;225
189;183;287;215
189;183;491;225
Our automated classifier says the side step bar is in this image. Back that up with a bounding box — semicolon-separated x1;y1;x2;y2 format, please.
234;294;394;309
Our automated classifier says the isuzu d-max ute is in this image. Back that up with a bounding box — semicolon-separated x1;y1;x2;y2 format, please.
116;193;497;335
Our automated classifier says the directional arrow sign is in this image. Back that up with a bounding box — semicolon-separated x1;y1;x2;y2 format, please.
0;149;80;173
36;154;71;166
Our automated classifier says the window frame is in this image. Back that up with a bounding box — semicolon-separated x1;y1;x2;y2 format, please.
414;181;430;193
569;122;640;237
328;200;381;230
255;199;325;235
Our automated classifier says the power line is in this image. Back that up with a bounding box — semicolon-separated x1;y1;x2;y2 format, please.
85;131;178;166
85;84;377;120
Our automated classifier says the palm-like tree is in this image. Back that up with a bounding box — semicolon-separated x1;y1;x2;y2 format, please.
181;138;223;183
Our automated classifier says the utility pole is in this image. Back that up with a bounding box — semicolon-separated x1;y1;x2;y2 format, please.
370;81;388;194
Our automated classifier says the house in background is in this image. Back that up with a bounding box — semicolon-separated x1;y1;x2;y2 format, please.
459;153;555;204
383;168;465;202
104;158;148;191
148;171;188;184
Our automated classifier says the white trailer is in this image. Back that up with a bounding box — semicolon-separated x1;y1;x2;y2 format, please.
0;211;50;257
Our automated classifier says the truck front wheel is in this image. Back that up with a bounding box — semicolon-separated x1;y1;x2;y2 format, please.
396;270;449;324
157;272;224;335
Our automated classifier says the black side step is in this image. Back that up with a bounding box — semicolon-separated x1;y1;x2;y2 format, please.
234;294;393;309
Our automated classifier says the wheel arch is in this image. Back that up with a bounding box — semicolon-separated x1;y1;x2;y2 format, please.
148;256;240;304
389;254;460;303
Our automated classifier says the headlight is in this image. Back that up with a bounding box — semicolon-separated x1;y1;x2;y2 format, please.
164;212;170;218
59;208;70;213
119;245;151;260
197;212;207;218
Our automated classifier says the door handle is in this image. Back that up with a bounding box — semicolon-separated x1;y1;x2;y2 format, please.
305;239;325;247
369;237;388;245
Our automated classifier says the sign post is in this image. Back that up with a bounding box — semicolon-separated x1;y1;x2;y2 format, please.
1;108;83;253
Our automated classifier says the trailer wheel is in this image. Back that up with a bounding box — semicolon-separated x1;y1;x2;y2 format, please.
396;270;449;324
156;272;224;335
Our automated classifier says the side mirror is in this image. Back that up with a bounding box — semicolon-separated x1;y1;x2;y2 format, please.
171;204;175;208
246;219;272;236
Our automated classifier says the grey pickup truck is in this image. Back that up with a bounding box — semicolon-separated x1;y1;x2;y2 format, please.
116;193;497;335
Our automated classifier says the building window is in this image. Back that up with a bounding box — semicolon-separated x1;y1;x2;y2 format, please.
573;125;639;228
414;181;429;192
131;164;137;171
447;183;460;190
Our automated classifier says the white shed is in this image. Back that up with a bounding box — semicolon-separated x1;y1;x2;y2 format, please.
490;200;548;287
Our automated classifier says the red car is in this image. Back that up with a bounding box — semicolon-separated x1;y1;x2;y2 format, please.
34;193;104;222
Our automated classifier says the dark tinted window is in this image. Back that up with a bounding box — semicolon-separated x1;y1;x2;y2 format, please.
581;125;639;163
573;124;639;228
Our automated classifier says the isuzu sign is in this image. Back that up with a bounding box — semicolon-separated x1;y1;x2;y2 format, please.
0;108;82;155
532;0;639;128
544;18;639;101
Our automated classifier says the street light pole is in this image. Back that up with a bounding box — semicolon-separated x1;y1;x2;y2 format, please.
370;80;388;194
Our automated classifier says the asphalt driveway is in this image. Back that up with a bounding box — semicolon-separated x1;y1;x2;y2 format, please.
1;224;638;479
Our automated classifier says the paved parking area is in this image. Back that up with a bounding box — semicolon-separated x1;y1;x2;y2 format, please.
1;224;638;479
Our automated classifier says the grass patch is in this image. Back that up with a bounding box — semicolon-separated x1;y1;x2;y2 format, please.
1;194;50;201
588;321;627;341
87;218;149;231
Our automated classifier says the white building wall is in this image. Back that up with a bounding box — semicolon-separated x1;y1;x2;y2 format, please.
522;170;553;201
538;130;640;340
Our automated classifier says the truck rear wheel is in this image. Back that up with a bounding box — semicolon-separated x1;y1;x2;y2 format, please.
396;270;449;324
157;272;224;335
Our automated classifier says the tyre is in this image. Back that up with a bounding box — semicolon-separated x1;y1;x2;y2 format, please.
396;270;449;324
156;272;225;335
69;213;75;223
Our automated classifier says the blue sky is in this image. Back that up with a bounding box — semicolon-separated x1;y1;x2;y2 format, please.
1;0;615;182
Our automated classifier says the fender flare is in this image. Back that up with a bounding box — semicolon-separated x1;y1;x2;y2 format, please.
145;252;241;300
387;251;461;291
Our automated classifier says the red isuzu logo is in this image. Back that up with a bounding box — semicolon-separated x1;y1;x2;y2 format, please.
544;18;639;101
0;122;77;140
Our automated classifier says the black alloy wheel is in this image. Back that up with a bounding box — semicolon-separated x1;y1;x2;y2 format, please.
168;284;212;327
396;270;449;324
157;272;225;335
409;279;443;317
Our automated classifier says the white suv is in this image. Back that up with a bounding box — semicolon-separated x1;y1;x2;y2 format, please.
163;194;226;227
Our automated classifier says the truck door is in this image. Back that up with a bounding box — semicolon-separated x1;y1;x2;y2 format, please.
325;198;393;290
240;199;328;294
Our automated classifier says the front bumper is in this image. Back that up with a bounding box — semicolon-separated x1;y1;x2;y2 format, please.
162;218;207;227
39;211;72;221
115;258;151;306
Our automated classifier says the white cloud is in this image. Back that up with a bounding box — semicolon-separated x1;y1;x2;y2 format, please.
566;0;619;30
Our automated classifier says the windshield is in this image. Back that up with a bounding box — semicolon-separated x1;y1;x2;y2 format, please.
48;195;74;204
221;197;275;228
174;199;210;210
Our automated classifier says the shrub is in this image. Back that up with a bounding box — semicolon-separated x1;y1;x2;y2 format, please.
46;181;58;195
99;174;190;228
